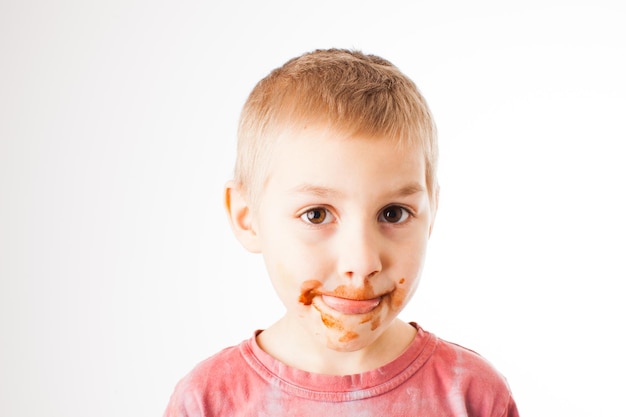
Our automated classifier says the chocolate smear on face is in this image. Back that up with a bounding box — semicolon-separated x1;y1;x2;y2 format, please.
390;284;407;310
339;331;359;342
320;310;344;330
370;316;381;331
332;281;376;300
299;280;322;305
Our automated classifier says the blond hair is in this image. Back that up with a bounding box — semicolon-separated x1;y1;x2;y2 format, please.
235;48;438;207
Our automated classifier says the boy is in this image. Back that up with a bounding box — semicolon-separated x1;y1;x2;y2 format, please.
164;48;519;416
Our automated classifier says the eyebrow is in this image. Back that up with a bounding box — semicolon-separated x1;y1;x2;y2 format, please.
289;184;343;198
289;182;426;199
393;183;426;197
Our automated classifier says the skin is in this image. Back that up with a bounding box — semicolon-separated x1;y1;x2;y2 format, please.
225;123;437;375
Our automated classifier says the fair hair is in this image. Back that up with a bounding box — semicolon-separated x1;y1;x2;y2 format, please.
235;48;438;208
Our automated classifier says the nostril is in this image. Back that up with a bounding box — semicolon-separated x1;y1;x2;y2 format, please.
336;231;383;280
367;270;380;280
343;269;380;281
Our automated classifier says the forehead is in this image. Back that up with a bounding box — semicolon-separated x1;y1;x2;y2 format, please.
272;121;424;159
263;124;427;195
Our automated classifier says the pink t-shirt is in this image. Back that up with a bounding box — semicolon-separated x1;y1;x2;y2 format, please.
164;324;519;416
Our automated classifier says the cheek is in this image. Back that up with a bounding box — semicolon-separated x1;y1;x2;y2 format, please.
267;261;302;305
388;274;420;312
390;282;409;310
270;258;325;312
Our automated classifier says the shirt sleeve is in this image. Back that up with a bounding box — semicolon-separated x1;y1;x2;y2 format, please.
501;394;520;417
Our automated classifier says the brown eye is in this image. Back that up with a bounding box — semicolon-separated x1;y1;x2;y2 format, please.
380;206;410;223
302;208;331;224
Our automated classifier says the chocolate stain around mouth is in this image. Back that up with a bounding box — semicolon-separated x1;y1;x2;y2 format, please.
299;278;407;339
301;280;359;340
299;280;322;305
389;278;408;310
332;281;376;300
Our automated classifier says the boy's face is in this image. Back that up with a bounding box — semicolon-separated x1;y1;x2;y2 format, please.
246;125;436;352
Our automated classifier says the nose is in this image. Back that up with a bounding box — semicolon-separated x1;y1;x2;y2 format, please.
335;220;383;283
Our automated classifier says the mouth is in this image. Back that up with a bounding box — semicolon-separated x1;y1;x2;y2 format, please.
320;294;382;315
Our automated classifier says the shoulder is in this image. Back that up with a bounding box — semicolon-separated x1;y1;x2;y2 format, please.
163;341;252;417
418;331;518;416
434;337;506;376
181;343;244;387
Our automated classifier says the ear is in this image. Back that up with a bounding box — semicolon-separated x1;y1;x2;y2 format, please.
428;184;440;238
224;180;261;253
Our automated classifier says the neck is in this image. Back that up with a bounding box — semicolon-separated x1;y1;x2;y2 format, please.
257;317;416;375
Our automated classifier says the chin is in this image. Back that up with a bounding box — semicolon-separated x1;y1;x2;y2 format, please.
309;299;395;352
322;321;385;353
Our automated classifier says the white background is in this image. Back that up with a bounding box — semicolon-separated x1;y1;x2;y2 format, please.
1;1;625;416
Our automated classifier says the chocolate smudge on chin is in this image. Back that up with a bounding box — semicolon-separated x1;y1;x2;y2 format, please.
370;316;381;331
339;331;359;342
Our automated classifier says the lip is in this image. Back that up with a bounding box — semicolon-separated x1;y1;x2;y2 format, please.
321;294;382;315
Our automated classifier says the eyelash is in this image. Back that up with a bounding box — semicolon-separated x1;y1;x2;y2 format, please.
299;205;414;226
299;207;334;225
379;205;412;224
